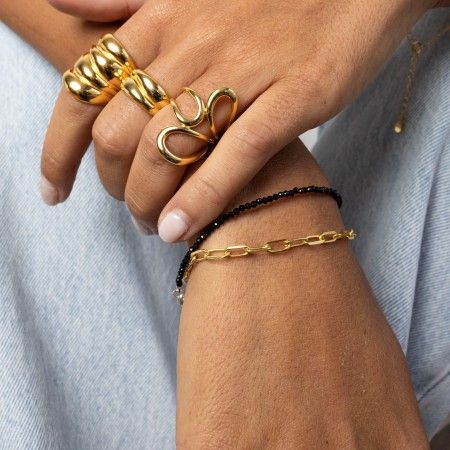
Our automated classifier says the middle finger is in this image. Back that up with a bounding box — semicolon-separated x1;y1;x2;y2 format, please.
125;66;274;232
92;45;208;200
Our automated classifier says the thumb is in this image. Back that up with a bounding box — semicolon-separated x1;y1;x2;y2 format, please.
157;83;300;243
48;0;146;22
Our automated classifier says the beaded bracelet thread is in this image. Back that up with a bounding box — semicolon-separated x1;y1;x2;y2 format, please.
174;185;342;303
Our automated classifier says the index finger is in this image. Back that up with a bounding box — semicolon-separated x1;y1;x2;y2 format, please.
40;4;163;205
41;91;101;205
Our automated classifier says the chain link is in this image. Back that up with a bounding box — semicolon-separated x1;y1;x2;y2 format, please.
184;229;356;283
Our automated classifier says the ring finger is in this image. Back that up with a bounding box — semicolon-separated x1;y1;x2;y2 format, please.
92;46;209;201
125;67;273;234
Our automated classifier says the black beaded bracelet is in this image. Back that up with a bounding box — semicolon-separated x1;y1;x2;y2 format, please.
174;185;342;299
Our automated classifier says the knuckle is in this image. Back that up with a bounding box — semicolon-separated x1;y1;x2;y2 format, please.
284;55;341;116
287;58;331;96
141;120;160;145
140;126;178;176
144;0;182;29
124;188;157;225
92;118;127;161
96;172;125;201
145;150;175;177
228;121;274;165
41;151;72;185
47;0;64;8
190;173;227;209
107;189;125;202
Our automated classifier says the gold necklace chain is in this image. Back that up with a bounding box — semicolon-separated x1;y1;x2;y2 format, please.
394;23;450;133
183;229;356;283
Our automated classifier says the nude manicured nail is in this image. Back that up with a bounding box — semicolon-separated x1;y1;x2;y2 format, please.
131;216;153;235
40;176;60;206
158;209;189;243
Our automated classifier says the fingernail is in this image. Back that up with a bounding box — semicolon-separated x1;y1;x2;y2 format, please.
131;216;153;235
158;209;189;243
40;176;60;206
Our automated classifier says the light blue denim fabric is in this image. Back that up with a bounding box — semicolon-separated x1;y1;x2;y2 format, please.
0;23;184;450
314;9;450;439
0;8;449;449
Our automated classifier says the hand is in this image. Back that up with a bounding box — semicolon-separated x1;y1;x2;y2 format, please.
177;139;429;449
48;0;450;22
41;0;436;241
0;8;430;444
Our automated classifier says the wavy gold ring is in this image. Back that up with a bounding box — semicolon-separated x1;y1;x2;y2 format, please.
121;69;170;116
156;87;238;166
63;34;136;105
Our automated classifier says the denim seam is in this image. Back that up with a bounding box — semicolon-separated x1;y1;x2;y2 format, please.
417;369;450;404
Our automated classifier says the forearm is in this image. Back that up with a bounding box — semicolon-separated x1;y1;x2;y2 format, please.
182;141;376;332
177;140;427;447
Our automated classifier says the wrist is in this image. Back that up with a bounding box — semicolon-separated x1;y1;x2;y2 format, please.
187;139;333;248
183;139;345;308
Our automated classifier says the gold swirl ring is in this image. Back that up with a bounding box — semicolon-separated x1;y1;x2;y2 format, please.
156;87;238;166
63;34;136;105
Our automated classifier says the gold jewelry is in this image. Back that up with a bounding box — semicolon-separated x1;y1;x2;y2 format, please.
157;87;238;166
121;69;170;116
183;229;356;284
63;34;135;105
394;23;450;133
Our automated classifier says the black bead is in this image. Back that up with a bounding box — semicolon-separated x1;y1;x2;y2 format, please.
174;184;342;292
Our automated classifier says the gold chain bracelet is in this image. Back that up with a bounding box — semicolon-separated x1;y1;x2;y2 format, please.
183;229;356;283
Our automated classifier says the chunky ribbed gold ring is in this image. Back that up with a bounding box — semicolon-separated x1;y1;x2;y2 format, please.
121;69;170;116
157;87;238;166
63;34;135;105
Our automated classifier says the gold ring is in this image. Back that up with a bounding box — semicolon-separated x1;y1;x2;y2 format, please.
63;34;135;105
121;69;170;116
156;87;238;166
